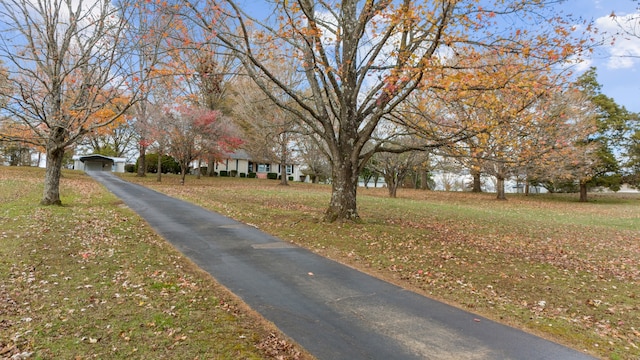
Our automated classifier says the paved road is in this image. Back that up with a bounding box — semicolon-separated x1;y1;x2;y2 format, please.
89;172;597;360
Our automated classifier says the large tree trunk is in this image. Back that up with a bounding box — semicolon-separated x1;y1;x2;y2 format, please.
420;170;429;190
41;142;65;206
471;170;482;193
579;181;588;202
280;165;289;185
325;160;359;222
207;158;215;176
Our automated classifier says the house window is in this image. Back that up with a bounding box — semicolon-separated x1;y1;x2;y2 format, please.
286;165;293;175
257;163;270;173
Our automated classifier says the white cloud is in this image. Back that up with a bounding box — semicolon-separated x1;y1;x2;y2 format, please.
595;12;640;69
570;56;593;73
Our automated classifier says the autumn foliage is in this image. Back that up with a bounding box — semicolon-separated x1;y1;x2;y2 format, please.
164;0;594;220
164;105;242;184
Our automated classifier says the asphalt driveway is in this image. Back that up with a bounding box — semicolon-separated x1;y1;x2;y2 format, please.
89;171;596;360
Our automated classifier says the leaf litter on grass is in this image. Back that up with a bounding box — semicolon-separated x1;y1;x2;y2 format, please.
130;174;640;360
0;167;310;360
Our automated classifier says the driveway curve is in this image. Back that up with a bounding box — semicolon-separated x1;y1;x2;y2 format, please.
89;171;596;360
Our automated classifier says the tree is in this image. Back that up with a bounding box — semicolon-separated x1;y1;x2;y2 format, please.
140;153;180;174
165;106;242;184
360;159;381;189
413;49;577;200
229;67;304;186
175;0;590;221
376;149;425;198
365;125;430;196
626;129;640;187
79;96;138;158
126;5;175;179
524;87;600;201
0;60;9;107
0;0;160;205
296;133;332;183
573;68;635;193
610;7;640;187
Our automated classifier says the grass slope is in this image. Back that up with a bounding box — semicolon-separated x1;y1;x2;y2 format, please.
0;167;310;360
129;173;640;360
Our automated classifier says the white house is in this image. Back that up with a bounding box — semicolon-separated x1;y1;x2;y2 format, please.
206;149;305;181
73;154;127;173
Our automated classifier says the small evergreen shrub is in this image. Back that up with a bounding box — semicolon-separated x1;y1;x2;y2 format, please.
230;170;238;177
220;170;228;177
239;173;246;178
267;172;278;180
247;172;257;178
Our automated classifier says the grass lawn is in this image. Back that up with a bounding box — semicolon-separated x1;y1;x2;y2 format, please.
126;173;640;360
0;166;310;360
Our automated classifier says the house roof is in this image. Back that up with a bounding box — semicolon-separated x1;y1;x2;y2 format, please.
226;149;252;160
73;154;126;163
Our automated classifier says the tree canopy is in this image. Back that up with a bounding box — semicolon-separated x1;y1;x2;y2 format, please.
169;0;592;221
0;0;163;204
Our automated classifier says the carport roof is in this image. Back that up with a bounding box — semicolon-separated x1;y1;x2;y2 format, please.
78;155;115;163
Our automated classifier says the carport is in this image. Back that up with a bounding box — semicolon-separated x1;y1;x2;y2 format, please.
79;155;114;172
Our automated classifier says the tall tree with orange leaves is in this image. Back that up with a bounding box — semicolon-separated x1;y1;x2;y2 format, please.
0;0;163;205
175;0;592;221
397;47;587;199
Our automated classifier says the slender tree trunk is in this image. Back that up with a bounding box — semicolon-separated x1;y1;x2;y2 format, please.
363;174;371;189
496;175;507;200
41;141;65;205
137;144;146;177
156;151;162;182
196;159;202;179
385;173;398;198
280;150;288;186
180;164;187;185
579;181;588;202
325;159;359;222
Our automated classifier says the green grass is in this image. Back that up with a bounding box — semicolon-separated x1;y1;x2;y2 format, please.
127;173;640;360
0;166;309;360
